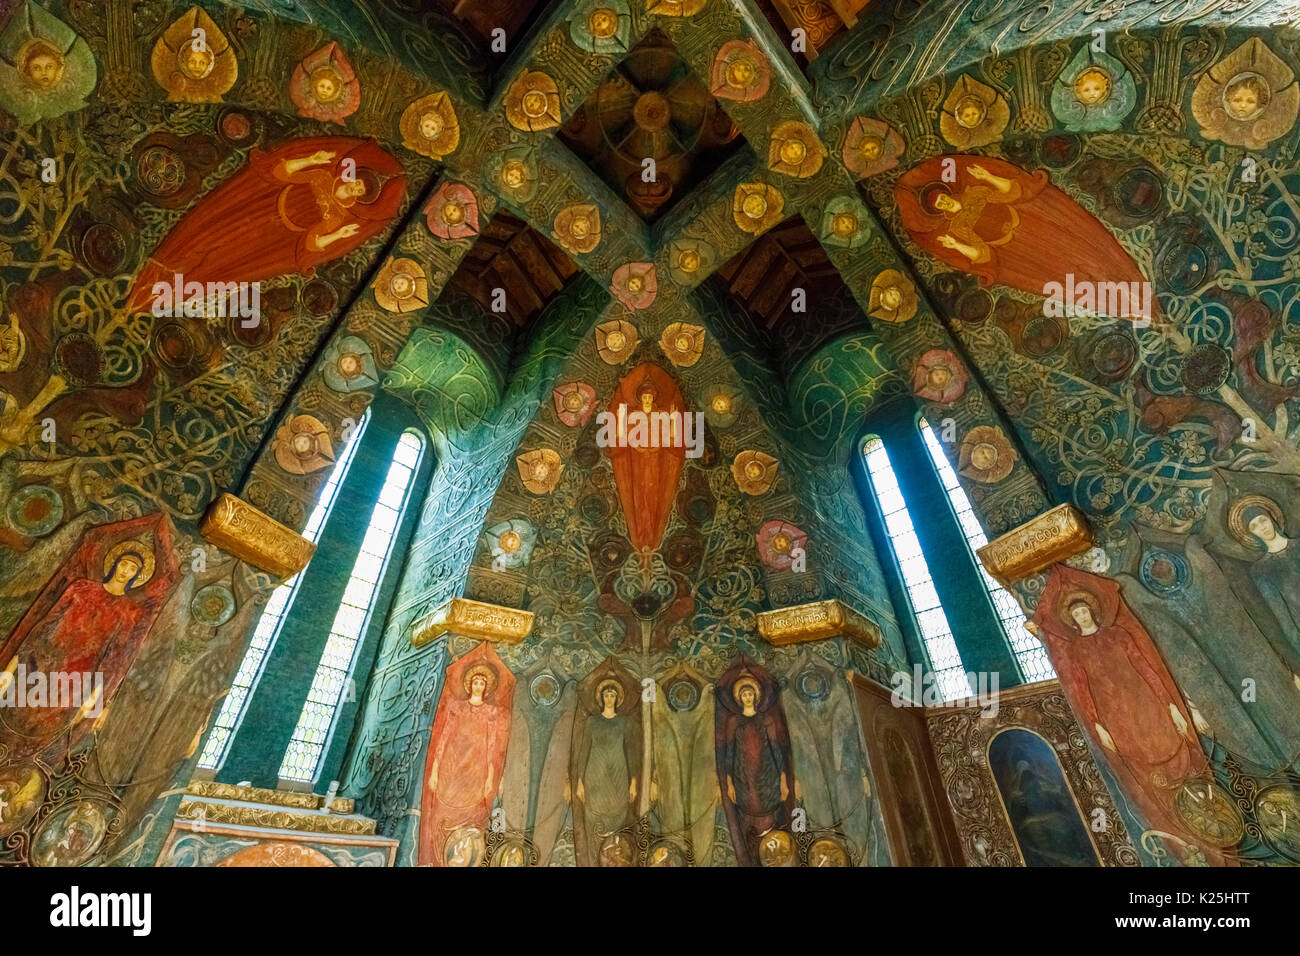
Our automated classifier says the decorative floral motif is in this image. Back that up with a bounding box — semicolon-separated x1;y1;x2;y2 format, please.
483;519;537;570
505;69;562;131
842;116;904;178
660;322;705;367
596;320;638;364
554;381;598;426
0;2;96;125
711;40;770;102
665;238;716;286
570;0;631;54
425;182;480;240
768;121;825;178
611;262;658;310
321;335;379;393
868;269;918;323
274;414;335;474
399;92;460;159
372;257;428;313
732;450;779;495
289;42;359;124
151;6;237;103
732;182;784;234
1050;46;1136;132
912;349;968;404
488;147;541;202
704;385;740;427
820;195;870;248
517;449;564;494
959;425;1016;483
756;519;807;571
940;74;1009;148
1191;38;1299;149
553;203;602;254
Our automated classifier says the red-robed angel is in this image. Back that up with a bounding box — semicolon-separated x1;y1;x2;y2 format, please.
0;512;179;756
1033;565;1230;866
895;156;1154;321
714;657;796;867
603;364;688;558
126;136;406;313
417;644;514;867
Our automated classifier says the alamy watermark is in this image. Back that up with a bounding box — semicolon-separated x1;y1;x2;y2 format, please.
594;404;706;459
1042;273;1153;326
0;664;103;717
890;664;1000;718
150;272;261;327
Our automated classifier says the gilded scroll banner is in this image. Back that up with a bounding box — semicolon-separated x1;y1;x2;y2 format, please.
976;503;1092;588
198;493;316;578
757;599;882;649
410;597;535;647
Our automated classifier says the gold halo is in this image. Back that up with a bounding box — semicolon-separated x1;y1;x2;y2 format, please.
1228;493;1285;549
732;675;762;705
596;678;624;709
462;663;498;696
103;540;154;589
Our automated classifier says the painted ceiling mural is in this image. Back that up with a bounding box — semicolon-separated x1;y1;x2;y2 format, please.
0;0;1295;870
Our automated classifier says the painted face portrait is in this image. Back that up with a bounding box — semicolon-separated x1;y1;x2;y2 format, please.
179;45;215;80
1224;74;1268;120
1074;67;1111;105
20;42;65;90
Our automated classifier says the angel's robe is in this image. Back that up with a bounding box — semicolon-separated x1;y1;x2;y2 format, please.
127;136;405;312
1035;567;1227;865
418;692;511;866
895;156;1150;319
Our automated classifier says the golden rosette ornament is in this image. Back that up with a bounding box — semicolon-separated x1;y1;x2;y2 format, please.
732;450;779;495
768;121;825;178
843;116;905;178
400;92;460;159
611;262;658;310
595;319;638;364
517;448;564;494
959;425;1016;483
152;6;237;103
940;74;1009;149
756;519;807;572
912;349;968;404
712;40;770;102
868;269;918;324
372;257;428;313
553;203;602;254
289;42;360;123
660;322;705;367
704;385;740;427
665;238;716;286
1191;38;1299;149
425;182;479;240
505;70;562;132
733;182;783;234
489;147;541;202
821;196;870;249
553;381;598;427
274;414;335;474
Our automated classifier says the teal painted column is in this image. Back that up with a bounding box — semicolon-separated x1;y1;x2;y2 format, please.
857;395;1022;688
218;394;431;789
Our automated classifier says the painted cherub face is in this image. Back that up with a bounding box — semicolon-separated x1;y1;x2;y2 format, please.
1225;74;1267;120
954;95;986;129
1068;602;1096;631
880;286;903;311
970;442;998;471
1074;67;1111;106
180;45;215;80
335;178;367;201
21;44;64;90
312;69;343;103
419;111;444;140
858;136;883;161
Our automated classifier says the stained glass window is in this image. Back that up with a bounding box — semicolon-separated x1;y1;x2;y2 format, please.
197;410;371;771
862;436;971;701
278;429;425;784
919;419;1056;683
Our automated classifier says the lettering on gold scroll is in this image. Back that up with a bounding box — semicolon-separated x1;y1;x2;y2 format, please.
198;493;315;578
977;504;1093;587
757;599;882;648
